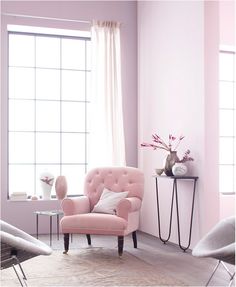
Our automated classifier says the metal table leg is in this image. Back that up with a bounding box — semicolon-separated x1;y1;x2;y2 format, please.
57;214;60;240
155;177;175;244
174;178;197;252
36;214;38;239
50;216;52;246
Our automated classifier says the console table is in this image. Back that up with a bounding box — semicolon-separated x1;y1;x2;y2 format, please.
154;175;198;252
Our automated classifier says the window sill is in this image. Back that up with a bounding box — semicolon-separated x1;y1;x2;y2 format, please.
7;195;83;202
8;198;59;202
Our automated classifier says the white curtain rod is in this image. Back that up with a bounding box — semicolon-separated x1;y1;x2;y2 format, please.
2;13;91;24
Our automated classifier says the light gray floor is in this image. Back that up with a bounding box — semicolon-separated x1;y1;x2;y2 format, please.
38;231;235;287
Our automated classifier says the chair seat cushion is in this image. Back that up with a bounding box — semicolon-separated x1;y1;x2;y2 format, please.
61;213;128;236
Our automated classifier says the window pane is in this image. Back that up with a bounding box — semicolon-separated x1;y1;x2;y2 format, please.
9;34;35;67
62;102;85;132
62;133;85;163
35;165;60;196
61;165;85;195
234;167;236;194
9;165;34;195
9;132;34;163
86;40;91;70
61;38;85;70
219;138;234;164
36;133;60;163
36;101;60;131
219;110;234;136
8;31;90;197
87;105;91;132
235;83;236;110
9;67;35;99
86;72;91;102
219;53;234;81
36;69;60;100
36;36;60;68
219;82;234;109
9;99;35;131
219;165;234;193
61;70;85;101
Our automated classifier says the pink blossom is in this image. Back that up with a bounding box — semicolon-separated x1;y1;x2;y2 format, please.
141;133;194;163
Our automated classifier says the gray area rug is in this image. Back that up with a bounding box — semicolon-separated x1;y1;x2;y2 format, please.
0;247;185;286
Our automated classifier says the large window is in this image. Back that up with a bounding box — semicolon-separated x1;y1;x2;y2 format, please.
219;48;235;194
8;27;91;198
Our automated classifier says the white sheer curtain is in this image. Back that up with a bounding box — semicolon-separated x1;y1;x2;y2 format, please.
89;21;126;168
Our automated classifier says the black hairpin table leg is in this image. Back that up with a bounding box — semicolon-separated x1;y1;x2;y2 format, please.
155;177;175;244
174;178;198;252
154;176;198;252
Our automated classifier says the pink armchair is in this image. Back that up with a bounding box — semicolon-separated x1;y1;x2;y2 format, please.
60;167;144;256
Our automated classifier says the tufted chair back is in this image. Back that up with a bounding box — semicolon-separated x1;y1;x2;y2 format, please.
84;167;144;211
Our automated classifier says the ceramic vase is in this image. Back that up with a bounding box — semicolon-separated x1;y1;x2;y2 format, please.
164;151;179;176
172;163;188;176
55;176;68;200
40;172;54;200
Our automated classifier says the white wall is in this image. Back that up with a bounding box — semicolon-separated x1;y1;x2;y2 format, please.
0;1;137;234
138;1;220;247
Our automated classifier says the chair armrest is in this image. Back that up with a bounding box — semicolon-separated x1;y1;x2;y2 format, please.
116;197;142;220
61;196;90;216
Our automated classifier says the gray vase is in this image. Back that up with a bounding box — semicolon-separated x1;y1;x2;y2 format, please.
164;151;179;176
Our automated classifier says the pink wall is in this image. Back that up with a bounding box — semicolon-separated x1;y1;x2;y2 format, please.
0;1;137;233
219;0;235;219
138;1;221;247
220;0;235;46
203;1;221;233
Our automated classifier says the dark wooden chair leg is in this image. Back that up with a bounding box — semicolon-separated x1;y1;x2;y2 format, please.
118;236;124;256
63;233;70;254
132;231;137;248
86;234;91;245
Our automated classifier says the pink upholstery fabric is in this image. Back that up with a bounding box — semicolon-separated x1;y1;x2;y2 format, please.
116;197;142;220
61;196;90;216
60;167;144;237
61;213;127;236
83;167;144;210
